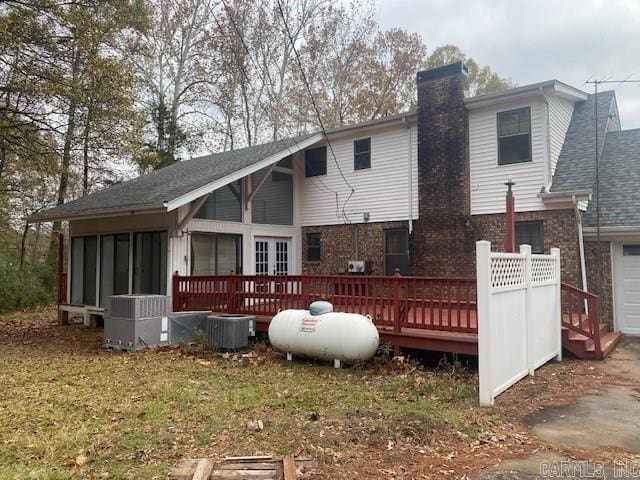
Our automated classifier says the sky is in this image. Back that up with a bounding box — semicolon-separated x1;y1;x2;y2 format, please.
377;0;640;129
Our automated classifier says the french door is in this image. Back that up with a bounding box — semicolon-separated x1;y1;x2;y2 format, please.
255;237;291;275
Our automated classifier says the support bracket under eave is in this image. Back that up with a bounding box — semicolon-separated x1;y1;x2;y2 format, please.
176;193;209;233
245;162;278;209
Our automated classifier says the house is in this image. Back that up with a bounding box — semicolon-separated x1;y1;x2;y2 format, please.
31;61;640;339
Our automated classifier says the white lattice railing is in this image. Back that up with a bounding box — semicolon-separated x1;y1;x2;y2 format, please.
477;241;561;406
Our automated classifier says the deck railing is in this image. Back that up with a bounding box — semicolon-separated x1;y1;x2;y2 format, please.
561;282;603;359
172;272;478;334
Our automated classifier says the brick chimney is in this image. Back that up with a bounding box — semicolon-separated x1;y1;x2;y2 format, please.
410;61;476;277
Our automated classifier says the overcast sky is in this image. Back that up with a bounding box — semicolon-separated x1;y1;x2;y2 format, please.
377;0;640;129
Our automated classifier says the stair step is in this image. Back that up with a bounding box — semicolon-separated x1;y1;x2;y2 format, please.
585;331;622;354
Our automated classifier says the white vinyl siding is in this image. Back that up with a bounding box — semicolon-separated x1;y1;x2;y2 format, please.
298;124;418;226
548;95;575;177
469;98;548;214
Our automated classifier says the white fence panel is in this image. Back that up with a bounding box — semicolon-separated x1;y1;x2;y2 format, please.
477;241;561;406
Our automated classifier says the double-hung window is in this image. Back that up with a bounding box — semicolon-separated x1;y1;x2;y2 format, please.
354;138;371;170
497;107;532;165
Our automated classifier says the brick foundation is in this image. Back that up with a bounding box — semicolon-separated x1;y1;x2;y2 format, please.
301;221;406;275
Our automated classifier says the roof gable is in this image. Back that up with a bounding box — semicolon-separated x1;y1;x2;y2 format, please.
30;133;322;222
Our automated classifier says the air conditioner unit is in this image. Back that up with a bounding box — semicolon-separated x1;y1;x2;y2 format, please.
348;260;371;274
103;294;171;351
206;314;255;351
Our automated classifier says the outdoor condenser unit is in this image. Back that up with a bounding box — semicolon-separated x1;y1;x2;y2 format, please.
168;311;210;344
206;314;255;351
103;295;171;351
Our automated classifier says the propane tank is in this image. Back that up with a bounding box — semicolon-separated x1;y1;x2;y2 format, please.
268;302;379;365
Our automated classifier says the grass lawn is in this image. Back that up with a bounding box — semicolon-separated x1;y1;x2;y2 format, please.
0;307;601;479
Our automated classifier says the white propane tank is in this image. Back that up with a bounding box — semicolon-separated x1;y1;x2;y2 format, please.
268;304;379;364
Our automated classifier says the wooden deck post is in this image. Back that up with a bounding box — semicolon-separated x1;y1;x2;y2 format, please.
172;271;180;312
227;270;237;313
393;268;402;356
301;268;310;309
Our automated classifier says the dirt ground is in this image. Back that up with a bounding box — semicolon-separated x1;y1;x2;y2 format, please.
1;307;638;479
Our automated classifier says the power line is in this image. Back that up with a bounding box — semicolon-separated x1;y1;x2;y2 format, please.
212;0;342;217
275;0;356;224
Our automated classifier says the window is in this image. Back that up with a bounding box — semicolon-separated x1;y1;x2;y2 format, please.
194;180;242;222
100;233;130;306
307;233;321;262
515;221;544;254
497;107;531;165
354;138;371;170
133;231;167;295
304;147;327;177
623;245;640;256
251;168;293;225
70;236;97;306
191;233;242;275
384;228;409;275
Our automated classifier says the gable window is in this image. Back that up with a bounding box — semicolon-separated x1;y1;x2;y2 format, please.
515;221;543;253
251;168;293;225
307;232;321;262
497;107;531;165
304;147;327;177
354;138;371;170
384;228;409;275
194;180;242;222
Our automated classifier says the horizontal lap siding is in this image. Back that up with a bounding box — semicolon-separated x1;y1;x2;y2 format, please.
548;96;575;177
298;125;418;226
469;99;547;214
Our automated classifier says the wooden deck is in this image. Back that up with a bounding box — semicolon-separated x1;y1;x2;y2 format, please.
241;309;479;355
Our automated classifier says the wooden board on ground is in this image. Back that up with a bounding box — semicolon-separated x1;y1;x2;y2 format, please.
169;455;315;480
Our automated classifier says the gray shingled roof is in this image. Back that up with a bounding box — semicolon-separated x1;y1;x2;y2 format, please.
582;128;640;228
551;90;616;192
32;134;317;221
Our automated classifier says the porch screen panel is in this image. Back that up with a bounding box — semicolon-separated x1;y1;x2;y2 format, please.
82;236;97;306
100;233;130;306
100;235;115;306
133;231;167;295
194;181;242;222
251;169;293;225
114;234;130;295
70;237;84;305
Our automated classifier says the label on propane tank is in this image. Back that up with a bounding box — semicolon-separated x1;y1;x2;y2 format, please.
300;317;318;333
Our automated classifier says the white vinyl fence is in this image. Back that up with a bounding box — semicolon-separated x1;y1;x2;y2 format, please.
476;240;562;406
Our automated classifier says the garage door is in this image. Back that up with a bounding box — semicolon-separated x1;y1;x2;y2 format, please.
616;244;640;334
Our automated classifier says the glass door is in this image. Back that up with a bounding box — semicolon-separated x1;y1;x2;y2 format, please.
254;237;291;275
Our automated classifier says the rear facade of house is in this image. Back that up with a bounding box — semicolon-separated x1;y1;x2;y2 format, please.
35;62;640;336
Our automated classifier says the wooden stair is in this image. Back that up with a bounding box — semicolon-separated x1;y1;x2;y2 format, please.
561;315;622;360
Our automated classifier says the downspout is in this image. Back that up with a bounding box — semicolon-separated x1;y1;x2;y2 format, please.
403;115;413;233
574;195;588;292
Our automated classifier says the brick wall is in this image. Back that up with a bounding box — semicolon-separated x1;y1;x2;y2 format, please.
471;209;582;286
584;240;614;328
301;221;406;275
410;62;477;277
